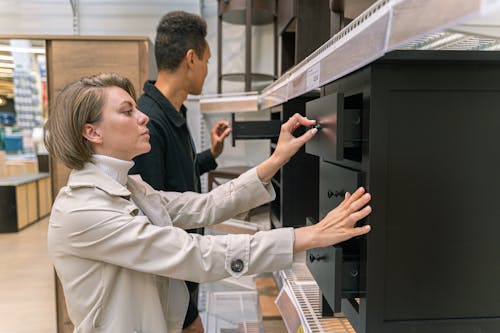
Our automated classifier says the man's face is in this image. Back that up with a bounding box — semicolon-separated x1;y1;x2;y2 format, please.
190;45;211;95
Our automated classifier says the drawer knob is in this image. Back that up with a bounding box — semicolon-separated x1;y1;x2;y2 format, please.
327;189;346;198
309;253;325;263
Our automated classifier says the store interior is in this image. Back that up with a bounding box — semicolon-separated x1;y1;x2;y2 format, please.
1;1;500;333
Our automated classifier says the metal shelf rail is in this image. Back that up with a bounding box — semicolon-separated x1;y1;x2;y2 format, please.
276;263;355;333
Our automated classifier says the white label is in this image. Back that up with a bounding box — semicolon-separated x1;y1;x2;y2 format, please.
306;62;321;91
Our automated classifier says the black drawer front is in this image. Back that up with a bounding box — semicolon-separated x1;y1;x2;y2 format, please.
319;161;365;220
305;93;362;163
306;245;361;314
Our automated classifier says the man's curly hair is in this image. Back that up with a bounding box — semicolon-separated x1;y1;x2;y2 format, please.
155;11;208;71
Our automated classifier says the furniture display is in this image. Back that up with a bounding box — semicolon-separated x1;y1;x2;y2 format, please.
305;50;500;333
329;0;378;35
277;0;331;74
0;172;51;233
197;2;500;331
217;0;277;92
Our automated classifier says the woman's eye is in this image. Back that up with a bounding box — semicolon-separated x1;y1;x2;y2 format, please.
123;110;133;116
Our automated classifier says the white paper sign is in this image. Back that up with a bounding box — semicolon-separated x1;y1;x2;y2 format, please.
306;62;320;91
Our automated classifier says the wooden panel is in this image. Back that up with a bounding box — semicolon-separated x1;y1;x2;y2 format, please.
37;177;52;217
5;160;38;176
46;38;149;198
0;151;5;177
27;182;38;224
15;184;28;230
45;37;149;333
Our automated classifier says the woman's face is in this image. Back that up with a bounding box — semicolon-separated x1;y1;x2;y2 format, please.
85;86;150;160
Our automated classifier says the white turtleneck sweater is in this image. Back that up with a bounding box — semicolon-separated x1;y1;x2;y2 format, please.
91;154;135;186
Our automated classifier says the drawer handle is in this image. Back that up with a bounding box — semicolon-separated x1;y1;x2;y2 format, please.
309;253;325;263
327;189;346;198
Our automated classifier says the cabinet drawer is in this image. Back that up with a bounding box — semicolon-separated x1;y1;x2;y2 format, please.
306;240;361;313
319;161;365;219
306;93;363;163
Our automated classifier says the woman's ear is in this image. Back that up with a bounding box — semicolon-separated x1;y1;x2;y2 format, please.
82;123;102;144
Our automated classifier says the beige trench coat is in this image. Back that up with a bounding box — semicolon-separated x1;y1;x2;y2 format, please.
48;163;294;333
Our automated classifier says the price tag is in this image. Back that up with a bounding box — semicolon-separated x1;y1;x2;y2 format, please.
306;62;320;91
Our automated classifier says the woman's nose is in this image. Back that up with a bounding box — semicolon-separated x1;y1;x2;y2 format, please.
136;109;149;125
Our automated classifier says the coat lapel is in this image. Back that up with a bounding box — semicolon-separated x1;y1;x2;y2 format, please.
127;175;173;227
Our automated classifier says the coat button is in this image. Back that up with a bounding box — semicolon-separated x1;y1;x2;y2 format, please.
230;259;244;273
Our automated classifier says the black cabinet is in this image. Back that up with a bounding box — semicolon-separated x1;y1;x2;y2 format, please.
304;50;500;332
277;0;331;74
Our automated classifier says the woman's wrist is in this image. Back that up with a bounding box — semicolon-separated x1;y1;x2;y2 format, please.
256;154;283;183
293;225;320;253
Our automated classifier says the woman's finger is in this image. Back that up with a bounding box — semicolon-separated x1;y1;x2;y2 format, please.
346;193;371;214
350;224;371;238
283;113;316;132
348;205;372;224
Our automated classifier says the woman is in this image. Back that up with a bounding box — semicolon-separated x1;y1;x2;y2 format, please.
44;72;371;333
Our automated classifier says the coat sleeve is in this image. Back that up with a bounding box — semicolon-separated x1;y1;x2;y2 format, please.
157;167;275;230
48;186;294;283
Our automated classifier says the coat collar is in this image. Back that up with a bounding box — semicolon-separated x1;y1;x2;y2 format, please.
142;80;187;128
67;162;131;197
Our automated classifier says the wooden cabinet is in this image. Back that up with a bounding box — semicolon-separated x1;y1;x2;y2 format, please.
0;173;51;233
37;176;52;217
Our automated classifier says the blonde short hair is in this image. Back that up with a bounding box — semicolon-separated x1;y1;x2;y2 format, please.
44;72;136;170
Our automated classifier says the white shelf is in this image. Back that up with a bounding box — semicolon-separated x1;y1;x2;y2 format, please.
275;263;355;333
200;0;500;112
199;92;259;114
260;0;500;108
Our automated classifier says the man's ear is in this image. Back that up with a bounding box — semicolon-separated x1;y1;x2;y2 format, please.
186;49;196;68
82;123;102;144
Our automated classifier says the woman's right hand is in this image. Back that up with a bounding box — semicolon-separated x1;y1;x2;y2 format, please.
293;187;372;252
256;113;317;183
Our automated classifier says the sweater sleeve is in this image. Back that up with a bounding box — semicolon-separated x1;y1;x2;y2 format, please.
196;149;217;176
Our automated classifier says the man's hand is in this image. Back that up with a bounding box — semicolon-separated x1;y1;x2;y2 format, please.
210;120;232;158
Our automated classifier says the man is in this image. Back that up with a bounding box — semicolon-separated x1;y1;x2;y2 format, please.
130;11;231;333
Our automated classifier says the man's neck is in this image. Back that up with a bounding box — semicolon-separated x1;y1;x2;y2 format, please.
154;70;189;112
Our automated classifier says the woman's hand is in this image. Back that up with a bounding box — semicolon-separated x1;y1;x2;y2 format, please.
257;113;317;182
293;187;372;252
